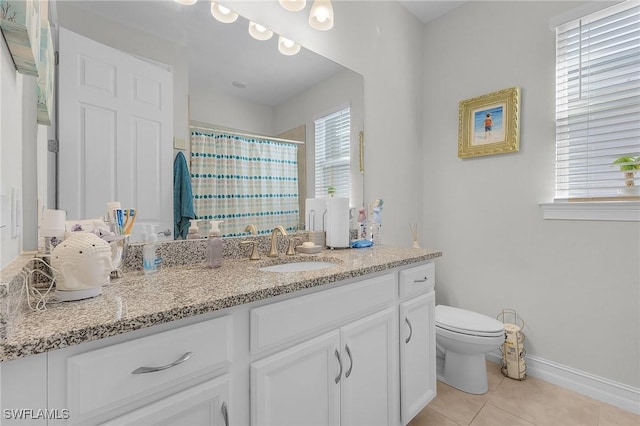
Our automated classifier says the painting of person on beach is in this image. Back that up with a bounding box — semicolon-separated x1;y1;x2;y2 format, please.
472;104;505;146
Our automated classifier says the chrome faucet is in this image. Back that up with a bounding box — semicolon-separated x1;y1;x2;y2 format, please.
268;226;288;257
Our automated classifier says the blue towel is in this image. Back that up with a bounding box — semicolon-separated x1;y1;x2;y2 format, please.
173;151;196;239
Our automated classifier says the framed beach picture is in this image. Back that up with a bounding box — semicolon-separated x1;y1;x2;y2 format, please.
458;86;520;159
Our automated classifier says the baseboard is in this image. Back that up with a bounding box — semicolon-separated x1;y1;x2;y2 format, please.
486;351;640;415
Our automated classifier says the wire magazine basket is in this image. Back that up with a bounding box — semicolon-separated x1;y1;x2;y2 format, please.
497;309;526;380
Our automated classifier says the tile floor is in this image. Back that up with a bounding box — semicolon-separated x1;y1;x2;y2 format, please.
409;362;640;426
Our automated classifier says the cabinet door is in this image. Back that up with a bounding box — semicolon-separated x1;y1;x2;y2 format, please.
101;375;230;426
340;308;398;426
251;331;341;426
399;292;436;425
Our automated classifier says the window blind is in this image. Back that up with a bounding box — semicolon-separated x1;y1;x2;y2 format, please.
555;0;640;200
315;107;351;199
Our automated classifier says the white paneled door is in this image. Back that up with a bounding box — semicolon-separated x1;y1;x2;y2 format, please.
58;28;173;240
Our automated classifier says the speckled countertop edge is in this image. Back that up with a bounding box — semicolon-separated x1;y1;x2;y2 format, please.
0;244;441;362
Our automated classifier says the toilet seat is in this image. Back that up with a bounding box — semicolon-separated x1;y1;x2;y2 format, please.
436;305;504;338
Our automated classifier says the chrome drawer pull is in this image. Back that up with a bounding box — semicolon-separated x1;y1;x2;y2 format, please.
345;345;353;378
405;317;413;344
414;277;428;283
221;401;229;426
335;349;343;384
131;352;194;374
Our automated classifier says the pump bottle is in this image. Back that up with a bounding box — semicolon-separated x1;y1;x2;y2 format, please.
143;224;161;273
206;220;224;268
187;219;201;239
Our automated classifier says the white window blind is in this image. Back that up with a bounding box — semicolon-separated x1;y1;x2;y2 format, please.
555;0;640;201
315;107;351;199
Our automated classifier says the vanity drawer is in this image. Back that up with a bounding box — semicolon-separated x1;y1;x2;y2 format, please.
251;273;396;354
66;315;232;424
399;262;435;299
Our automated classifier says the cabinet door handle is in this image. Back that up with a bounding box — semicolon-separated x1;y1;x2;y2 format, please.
221;401;229;426
131;352;194;374
414;277;428;283
405;317;413;344
335;349;343;384
345;345;353;378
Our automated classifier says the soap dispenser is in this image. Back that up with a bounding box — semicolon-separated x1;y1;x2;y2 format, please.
143;224;160;274
206;220;224;268
187;219;201;239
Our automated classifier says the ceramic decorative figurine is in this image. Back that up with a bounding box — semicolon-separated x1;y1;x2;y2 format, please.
51;232;112;294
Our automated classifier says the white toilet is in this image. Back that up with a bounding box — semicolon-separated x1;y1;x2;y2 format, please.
435;305;505;394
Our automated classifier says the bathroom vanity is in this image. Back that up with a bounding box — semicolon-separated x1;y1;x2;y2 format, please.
0;245;441;426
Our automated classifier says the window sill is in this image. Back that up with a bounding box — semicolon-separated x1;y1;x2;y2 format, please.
539;201;640;222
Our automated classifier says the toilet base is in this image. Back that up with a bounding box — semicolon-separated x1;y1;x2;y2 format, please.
440;351;489;394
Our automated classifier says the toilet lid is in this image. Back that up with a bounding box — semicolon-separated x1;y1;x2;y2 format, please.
436;305;504;337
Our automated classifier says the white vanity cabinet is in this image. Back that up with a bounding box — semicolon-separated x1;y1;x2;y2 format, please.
102;375;230;426
251;330;341;425
250;273;399;426
47;315;233;426
251;308;397;426
0;258;439;426
398;263;437;425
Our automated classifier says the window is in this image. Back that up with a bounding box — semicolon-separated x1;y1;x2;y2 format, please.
314;106;351;199
554;1;640;201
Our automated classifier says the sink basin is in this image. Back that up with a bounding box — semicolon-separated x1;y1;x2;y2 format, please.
259;261;339;273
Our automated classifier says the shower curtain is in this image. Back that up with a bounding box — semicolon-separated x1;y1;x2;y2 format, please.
190;129;299;237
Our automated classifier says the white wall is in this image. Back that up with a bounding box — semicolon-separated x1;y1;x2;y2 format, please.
190;89;276;136
227;1;425;247
274;68;364;208
422;1;640;388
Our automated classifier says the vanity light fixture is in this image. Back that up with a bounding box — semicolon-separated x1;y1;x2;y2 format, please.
210;1;238;24
174;0;197;5
249;21;273;41
278;36;301;56
279;0;307;12
309;0;334;31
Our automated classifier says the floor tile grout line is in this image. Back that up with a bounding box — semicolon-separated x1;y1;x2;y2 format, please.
485;401;537;425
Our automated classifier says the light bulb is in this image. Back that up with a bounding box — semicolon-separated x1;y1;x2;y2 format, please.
249;21;273;41
315;9;329;22
210;1;238;23
278;36;301;56
309;0;334;31
279;0;306;12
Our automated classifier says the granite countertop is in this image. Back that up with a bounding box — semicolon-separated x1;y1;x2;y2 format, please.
0;245;441;362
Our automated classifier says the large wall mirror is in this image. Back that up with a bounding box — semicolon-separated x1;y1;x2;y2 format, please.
53;0;364;239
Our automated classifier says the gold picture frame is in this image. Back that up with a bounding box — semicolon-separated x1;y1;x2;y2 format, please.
458;86;520;159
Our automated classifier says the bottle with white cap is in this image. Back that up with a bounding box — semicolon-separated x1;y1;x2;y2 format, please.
187;219;201;239
143;225;160;274
206;220;224;268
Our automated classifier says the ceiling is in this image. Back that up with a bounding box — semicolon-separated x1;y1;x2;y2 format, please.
399;1;466;24
398;0;465;24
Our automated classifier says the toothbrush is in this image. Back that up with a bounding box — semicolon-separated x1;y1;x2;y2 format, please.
124;209;137;235
116;209;124;235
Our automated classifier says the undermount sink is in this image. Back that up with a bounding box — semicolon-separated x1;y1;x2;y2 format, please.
258;260;339;273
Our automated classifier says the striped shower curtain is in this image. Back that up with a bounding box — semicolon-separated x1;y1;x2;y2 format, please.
190;130;299;237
